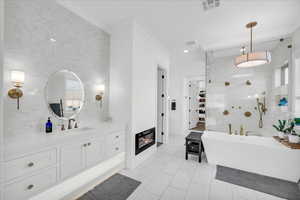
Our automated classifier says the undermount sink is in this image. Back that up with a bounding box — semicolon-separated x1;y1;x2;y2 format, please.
72;126;94;132
59;126;95;134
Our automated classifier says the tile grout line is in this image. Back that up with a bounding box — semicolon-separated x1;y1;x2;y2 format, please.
158;161;181;200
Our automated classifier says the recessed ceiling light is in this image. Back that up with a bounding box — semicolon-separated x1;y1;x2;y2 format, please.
184;50;189;53
50;38;56;42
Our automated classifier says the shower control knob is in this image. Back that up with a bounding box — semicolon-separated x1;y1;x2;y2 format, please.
28;162;34;167
27;184;34;190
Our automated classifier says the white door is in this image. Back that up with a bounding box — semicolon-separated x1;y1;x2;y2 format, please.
157;68;166;143
60;142;85;179
85;138;104;167
188;81;199;129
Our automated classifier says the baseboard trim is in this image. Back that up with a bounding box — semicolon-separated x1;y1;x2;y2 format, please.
30;152;125;200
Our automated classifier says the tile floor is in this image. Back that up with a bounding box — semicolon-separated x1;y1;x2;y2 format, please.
121;135;286;200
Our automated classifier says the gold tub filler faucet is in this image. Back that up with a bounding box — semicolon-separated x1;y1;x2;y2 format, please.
228;124;246;136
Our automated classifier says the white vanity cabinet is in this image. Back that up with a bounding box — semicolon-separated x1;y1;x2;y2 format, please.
3;126;125;200
60;137;105;179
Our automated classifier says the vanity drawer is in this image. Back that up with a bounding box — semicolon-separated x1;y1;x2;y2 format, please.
4;167;57;200
107;131;124;145
4;149;57;181
106;140;125;158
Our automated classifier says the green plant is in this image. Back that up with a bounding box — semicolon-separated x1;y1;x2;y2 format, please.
285;121;295;135
273;120;287;132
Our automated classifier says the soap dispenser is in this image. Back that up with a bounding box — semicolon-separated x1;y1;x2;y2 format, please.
46;117;53;133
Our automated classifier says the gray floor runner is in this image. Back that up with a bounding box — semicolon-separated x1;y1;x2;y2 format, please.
215;165;300;200
77;174;141;200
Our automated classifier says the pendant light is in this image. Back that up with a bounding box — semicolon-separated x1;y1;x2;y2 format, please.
235;22;271;68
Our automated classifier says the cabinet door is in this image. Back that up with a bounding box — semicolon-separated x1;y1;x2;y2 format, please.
85;138;104;167
60;142;85;179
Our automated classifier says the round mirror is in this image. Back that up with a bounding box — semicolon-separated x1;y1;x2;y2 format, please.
45;70;84;120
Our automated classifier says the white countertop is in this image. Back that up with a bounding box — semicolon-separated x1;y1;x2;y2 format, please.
4;122;125;160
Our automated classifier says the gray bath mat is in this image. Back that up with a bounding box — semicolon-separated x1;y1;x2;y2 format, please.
215;165;300;200
77;174;141;200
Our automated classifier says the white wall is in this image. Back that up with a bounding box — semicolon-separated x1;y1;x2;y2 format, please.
292;27;300;116
131;22;170;167
109;20;170;168
293;27;300;58
109;20;133;125
3;0;110;138
109;20;133;168
169;49;206;135
0;0;4;197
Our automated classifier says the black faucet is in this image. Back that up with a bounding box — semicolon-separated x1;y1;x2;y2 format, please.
68;119;75;129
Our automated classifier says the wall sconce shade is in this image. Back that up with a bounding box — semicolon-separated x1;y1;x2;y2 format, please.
95;84;105;93
95;84;105;108
8;70;25;110
11;70;25;87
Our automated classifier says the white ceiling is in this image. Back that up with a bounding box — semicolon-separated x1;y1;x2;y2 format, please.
58;0;300;52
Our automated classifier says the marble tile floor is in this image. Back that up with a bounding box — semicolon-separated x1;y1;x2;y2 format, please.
121;135;286;200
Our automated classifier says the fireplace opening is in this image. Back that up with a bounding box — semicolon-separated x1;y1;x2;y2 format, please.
135;127;156;155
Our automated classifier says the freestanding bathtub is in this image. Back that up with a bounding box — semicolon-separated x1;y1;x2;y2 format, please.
202;131;300;182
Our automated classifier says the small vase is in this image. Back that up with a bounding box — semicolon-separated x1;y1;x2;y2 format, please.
288;135;300;143
277;132;285;139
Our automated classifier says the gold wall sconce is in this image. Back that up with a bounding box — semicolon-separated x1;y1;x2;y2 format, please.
8;70;25;110
95;84;105;107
